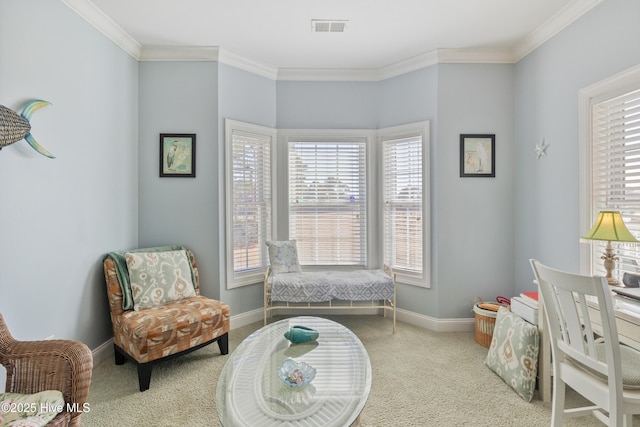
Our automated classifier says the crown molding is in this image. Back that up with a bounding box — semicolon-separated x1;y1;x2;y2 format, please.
63;0;603;80
218;50;279;80
60;0;140;59
374;50;440;81
139;46;219;62
513;0;603;61
138;47;279;80
436;48;516;64
277;68;381;82
276;47;515;82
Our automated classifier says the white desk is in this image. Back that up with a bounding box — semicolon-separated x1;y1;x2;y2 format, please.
538;290;640;402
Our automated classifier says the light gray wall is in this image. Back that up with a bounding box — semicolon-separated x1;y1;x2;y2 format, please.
138;61;220;299
378;67;440;316
217;63;277;314
0;0;138;347
436;63;515;318
277;81;379;129
378;67;438;128
137;61;279;316
514;0;640;291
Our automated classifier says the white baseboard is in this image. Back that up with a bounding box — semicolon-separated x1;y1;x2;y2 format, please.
230;308;264;329
92;337;114;367
231;307;475;332
265;307;383;318
91;308;475;367
396;308;475;332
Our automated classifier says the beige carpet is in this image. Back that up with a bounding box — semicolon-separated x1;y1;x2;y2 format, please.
82;315;638;426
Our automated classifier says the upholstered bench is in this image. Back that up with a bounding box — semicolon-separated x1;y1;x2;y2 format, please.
263;240;396;332
103;246;230;391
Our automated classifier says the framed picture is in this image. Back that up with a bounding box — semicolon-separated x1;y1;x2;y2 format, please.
160;133;196;177
460;134;495;177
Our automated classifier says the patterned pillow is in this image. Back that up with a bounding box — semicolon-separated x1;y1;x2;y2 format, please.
485;307;540;402
266;240;302;274
125;250;196;311
0;390;64;426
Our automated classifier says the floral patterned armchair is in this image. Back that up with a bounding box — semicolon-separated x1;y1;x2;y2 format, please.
103;246;230;391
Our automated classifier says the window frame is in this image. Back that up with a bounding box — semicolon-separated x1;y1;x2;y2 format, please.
224;118;277;289
379;121;430;288
579;65;640;276
278;129;377;269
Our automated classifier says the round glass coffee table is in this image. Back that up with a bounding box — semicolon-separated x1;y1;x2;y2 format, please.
216;316;371;426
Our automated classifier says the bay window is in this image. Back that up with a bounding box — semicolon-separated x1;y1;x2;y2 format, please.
225;120;430;288
225;119;276;288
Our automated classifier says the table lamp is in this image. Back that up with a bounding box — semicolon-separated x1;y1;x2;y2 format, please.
581;210;639;286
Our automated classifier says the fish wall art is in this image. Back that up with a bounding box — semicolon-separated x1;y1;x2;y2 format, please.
0;100;54;158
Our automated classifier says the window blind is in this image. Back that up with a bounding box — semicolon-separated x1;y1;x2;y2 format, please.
383;135;423;273
231;129;272;273
591;87;640;276
288;141;366;265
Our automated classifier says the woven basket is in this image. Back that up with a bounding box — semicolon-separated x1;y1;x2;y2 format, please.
473;303;498;348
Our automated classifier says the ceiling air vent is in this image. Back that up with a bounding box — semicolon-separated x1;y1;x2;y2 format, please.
311;20;348;33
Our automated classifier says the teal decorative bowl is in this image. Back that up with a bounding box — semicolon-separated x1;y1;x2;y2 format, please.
277;358;316;387
284;325;319;344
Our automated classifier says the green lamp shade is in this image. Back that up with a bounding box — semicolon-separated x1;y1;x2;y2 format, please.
582;211;638;243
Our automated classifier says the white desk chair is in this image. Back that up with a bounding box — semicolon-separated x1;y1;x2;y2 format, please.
530;259;640;426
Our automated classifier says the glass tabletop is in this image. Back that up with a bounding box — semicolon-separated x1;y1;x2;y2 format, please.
216;316;371;427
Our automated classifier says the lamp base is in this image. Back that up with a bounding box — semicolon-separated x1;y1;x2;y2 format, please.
602;241;620;287
607;277;621;287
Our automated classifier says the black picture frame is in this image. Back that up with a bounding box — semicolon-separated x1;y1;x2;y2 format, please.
159;133;196;178
460;134;495;177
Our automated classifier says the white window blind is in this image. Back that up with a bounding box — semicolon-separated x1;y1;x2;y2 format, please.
288;140;367;265
590;87;640;276
225;119;275;288
382;135;423;274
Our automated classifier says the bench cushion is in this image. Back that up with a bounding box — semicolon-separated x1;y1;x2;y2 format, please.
270;269;394;303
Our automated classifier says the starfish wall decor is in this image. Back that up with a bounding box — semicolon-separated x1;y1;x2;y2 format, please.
535;138;549;159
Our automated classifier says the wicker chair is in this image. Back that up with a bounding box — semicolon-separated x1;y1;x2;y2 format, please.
0;313;93;427
103;247;230;391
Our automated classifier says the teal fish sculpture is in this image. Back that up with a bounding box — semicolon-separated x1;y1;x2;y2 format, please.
284;325;319;344
0;100;54;158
